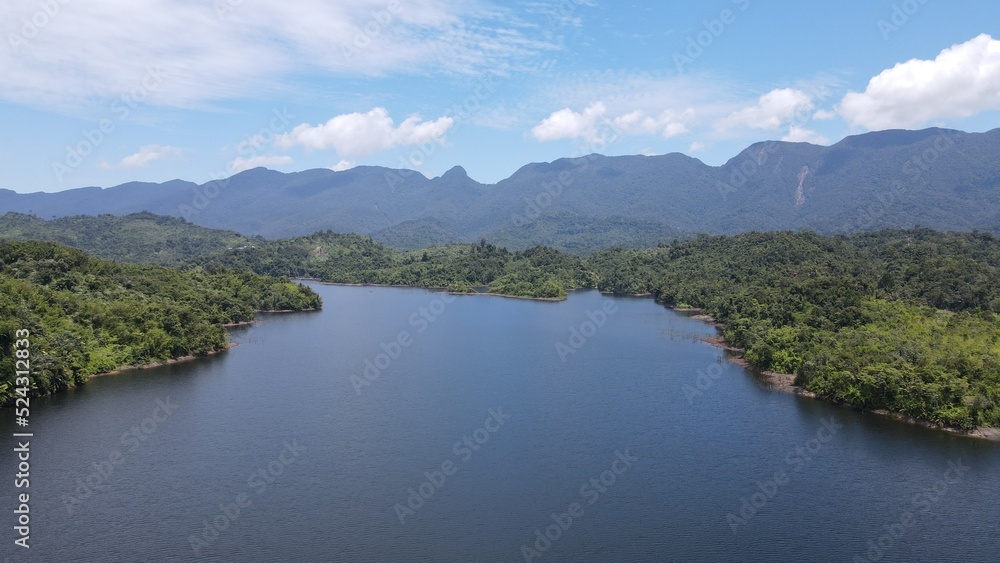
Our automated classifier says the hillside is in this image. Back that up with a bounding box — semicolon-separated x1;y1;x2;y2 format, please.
0;241;321;405
3;214;998;430
2;128;998;249
0;211;260;265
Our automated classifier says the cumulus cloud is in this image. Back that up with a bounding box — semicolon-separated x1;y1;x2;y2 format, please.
330;159;356;172
100;145;181;169
839;34;1000;130
531;102;694;144
275;108;453;158
715;88;815;132
782;126;828;144
530;102;607;143
229;155;294;173
612;108;693;138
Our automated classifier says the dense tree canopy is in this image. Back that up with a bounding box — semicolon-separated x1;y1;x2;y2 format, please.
202;228;1000;429
0;212;261;266
3;213;999;431
0;241;320;405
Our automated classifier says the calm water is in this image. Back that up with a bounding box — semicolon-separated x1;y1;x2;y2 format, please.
2;284;998;562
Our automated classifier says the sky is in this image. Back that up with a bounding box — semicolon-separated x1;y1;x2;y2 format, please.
2;0;1000;193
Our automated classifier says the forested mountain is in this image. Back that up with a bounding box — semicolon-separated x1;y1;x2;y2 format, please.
0;241;321;405
2;128;998;250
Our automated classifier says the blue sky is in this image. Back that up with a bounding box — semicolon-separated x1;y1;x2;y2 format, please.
2;0;1000;193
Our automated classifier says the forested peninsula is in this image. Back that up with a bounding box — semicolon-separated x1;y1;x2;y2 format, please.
0;240;320;405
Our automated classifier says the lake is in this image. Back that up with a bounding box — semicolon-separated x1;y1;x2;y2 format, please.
3;284;998;562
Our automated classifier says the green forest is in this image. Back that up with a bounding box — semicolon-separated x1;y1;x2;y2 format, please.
0;211;261;266
3;212;999;431
201;227;1000;430
0;240;320;406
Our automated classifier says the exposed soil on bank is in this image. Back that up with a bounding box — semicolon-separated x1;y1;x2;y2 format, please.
684;306;999;442
89;342;237;379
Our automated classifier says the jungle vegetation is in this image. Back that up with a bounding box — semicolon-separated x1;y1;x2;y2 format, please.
4;212;999;430
0;240;320;405
202;227;1000;429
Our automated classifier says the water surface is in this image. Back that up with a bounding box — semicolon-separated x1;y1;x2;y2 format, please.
2;284;997;562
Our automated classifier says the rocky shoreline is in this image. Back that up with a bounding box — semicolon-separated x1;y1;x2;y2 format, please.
688;311;999;442
89;342;237;379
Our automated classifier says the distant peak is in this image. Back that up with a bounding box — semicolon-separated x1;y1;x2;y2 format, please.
441;165;469;179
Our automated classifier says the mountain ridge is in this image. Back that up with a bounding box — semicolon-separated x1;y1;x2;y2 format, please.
1;127;998;249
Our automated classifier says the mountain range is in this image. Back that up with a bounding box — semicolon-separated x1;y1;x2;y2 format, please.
2;127;998;250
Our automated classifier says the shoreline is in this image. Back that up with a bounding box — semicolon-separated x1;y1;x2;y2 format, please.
293;281;1000;440
80;307;318;379
687;308;1000;442
294;278;566;301
222;308;319;327
69;285;999;441
89;342;237;379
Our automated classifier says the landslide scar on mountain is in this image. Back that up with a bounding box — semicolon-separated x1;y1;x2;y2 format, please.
795;165;811;208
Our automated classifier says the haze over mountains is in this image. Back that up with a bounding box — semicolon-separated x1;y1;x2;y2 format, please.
2;127;999;250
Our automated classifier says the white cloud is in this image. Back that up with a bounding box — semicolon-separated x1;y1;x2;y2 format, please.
236;134;267;154
275;108;454;157
0;1;556;110
528;73;846;154
100;145;181;169
715;88;815;132
331;159;356;172
531;102;694;144
813;109;837;120
782;126;828;144
530;102;607;143
839;34;1000;130
229;154;294;173
612;108;693;138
